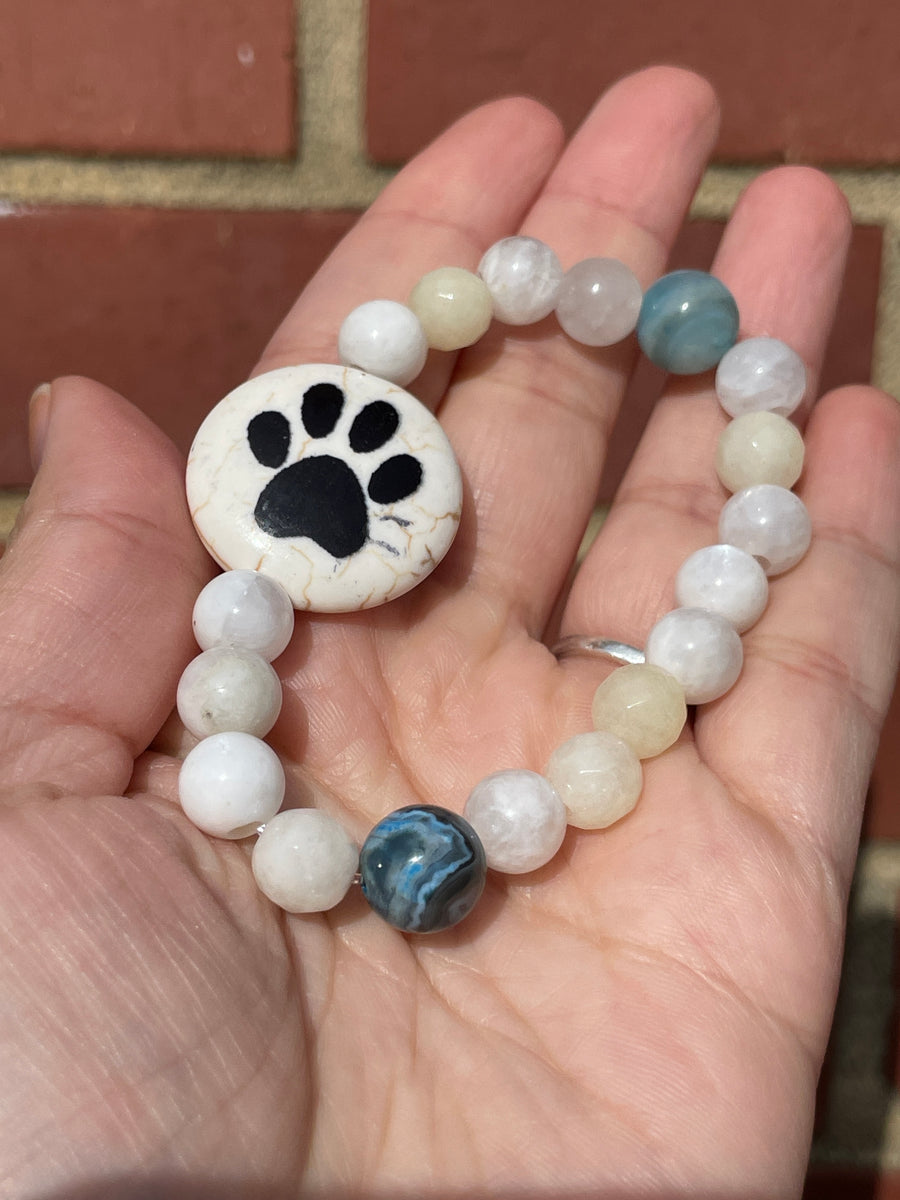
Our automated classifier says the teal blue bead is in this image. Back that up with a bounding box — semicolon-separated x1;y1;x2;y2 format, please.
359;805;487;933
637;270;739;374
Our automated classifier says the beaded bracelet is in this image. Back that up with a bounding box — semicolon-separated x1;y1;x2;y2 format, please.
178;237;812;934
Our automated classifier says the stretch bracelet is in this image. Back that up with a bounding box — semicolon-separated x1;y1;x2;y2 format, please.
178;237;811;934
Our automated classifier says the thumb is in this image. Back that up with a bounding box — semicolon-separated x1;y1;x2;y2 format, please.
0;376;213;795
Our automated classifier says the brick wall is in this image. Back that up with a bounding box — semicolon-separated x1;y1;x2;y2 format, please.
0;2;898;1192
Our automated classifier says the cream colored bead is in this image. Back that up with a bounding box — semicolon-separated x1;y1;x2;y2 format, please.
590;664;687;758
408;267;493;351
716;411;805;492
545;731;643;830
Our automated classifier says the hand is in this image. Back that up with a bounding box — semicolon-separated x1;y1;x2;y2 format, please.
0;66;897;1199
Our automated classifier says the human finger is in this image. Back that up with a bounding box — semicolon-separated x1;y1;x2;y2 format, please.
0;378;212;795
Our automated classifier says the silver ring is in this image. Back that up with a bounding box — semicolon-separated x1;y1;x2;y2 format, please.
551;636;645;666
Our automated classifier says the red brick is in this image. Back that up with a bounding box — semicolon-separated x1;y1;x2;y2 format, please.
0;207;358;484
0;0;296;157
866;677;900;839
368;0;900;165
803;1165;884;1197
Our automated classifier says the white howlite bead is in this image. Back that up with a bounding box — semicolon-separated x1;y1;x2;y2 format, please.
463;769;567;874
545;732;643;831
193;569;294;661
177;647;282;739
716;411;805;492
179;731;285;839
718;484;812;576
645;608;743;704
337;300;428;386
674;544;769;633
477;236;563;325
715;337;807;418
555;257;643;346
252;809;359;913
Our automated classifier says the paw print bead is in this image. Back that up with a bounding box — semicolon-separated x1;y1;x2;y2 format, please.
186;365;462;612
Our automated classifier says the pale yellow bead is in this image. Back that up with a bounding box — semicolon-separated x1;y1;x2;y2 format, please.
591;664;687;758
408;267;493;351
545;731;642;830
716;411;805;492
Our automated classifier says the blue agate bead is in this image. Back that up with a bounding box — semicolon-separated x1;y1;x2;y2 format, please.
359;805;487;933
637;270;739;374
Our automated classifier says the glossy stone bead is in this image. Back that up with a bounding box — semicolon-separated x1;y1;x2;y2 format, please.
337;300;428;386
645;608;743;704
252;809;359;913
463;769;567;874
637;270;739;374
545;732;643;830
716;411;805;492
715;336;806;418
555;257;642;346
477;236;563;325
590;664;687;758
178;731;285;839
192;569;295;660
407;266;493;351
675;543;769;633
718;484;812;576
176;646;282;738
359;805;486;933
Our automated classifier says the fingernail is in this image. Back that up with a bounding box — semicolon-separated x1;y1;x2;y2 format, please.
28;383;52;472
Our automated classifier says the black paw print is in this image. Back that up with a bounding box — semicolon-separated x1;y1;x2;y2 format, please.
247;382;424;559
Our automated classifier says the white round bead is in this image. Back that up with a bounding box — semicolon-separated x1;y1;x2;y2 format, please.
186;365;462;612
545;732;643;831
555;257;642;347
674;544;769;632
252;809;359;913
337;300;428;386
645;608;743;704
177;647;282;739
463;769;567;874
718;484;812;576
193;569;295;660
477;236;563;325
715;337;807;418
716;411;805;491
178;731;285;839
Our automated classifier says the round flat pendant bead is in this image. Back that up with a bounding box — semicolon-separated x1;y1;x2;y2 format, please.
186;365;462;612
477;236;563;325
637;270;739;374
178;731;285;839
718;484;812;576
674;544;769;633
407;267;493;351
645;608;743;704
545;731;642;830
252;809;359;913
715;336;806;418
555;257;642;346
176;647;282;739
192;570;294;661
337;300;428;387
463;769;567;874
716;411;805;492
359;805;486;933
590;663;687;758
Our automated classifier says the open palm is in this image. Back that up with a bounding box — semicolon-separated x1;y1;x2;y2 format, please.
1;68;898;1200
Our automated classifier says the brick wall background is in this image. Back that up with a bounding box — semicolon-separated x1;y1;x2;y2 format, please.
0;1;898;1192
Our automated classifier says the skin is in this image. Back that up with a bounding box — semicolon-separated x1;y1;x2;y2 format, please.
0;66;897;1200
